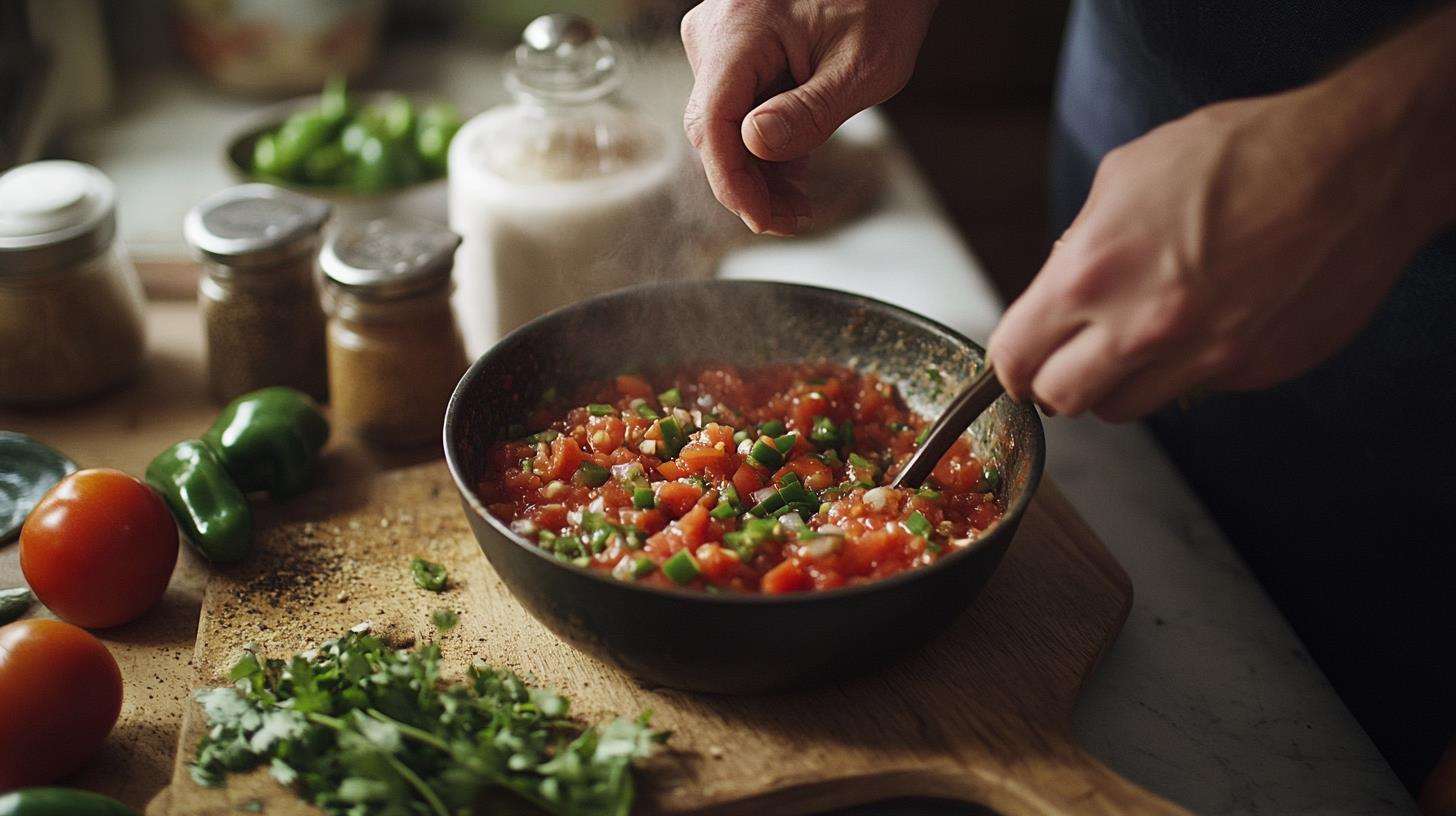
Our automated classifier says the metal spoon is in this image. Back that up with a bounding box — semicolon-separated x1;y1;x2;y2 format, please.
890;362;1004;489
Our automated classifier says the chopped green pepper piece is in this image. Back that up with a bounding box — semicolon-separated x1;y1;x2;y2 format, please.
573;461;610;487
905;510;932;538
773;433;798;455
810;416;840;447
587;403;615;416
914;426;931;446
662;550;700;585
848;452;876;472
632;486;657;509
732;429;750;444
709;499;737;520
525;429;560;444
658;388;682;408
721;483;742;510
749;438;783;469
0;587;34;626
917;487;942;501
635;403;659;419
410;557;448;592
656;417;688;458
982;465;1001;490
748;492;786;517
631;556;657;579
758;420;786;437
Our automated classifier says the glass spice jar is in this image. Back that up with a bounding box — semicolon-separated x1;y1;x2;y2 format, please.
0;161;147;406
320;217;467;447
184;184;331;405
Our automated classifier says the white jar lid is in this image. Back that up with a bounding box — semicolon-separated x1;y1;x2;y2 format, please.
0;160;117;275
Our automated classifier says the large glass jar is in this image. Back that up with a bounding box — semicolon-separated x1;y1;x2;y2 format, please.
0;161;146;406
321;218;467;447
448;13;685;355
185;184;331;405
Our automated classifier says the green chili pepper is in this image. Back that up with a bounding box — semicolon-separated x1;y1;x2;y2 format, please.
662;550;700;585
201;387;329;500
0;788;138;816
0;587;34;625
145;439;253;564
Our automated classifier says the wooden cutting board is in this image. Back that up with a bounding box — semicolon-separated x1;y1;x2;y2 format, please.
159;461;1191;816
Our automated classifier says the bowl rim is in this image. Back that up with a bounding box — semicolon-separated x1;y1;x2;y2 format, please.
221;91;457;200
443;279;1046;605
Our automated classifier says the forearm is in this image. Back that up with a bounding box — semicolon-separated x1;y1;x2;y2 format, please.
1306;2;1456;241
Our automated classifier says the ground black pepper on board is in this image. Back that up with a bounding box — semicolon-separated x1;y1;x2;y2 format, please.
184;184;331;405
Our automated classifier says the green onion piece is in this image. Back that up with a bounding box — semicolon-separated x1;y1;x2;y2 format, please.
662;550;700;585
917;487;942;501
589;526;613;553
587;403;615;416
631;556;657;578
982;465;1001;490
632;486;656;509
778;471;802;487
733;429;750;444
721;484;742;510
749;438;783;469
635;403;659;419
810;416;840;447
658;388;682;408
709;500;737;520
519;458;534;474
773;433;798;455
848;452;876;473
524;429;559;444
573;461;610;487
914;426;931;446
537;529;556;546
905;510;932;538
657;417;688;457
758;419;786;437
553;534;582;559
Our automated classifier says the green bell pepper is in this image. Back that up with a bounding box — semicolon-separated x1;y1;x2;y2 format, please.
202;387;329;500
0;788;138;816
145;439;253;564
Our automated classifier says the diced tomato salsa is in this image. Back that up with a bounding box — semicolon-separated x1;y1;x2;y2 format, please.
477;363;1004;594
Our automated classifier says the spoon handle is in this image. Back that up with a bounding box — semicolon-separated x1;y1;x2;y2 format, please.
890;362;1005;489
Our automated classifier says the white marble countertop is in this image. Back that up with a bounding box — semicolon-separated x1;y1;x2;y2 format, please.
63;42;1412;815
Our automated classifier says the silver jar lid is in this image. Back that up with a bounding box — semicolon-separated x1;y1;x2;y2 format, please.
0;161;117;276
320;217;460;300
184;184;331;267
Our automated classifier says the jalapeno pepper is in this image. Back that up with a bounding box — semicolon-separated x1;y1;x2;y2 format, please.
145;440;253;563
0;788;138;816
201;387;330;500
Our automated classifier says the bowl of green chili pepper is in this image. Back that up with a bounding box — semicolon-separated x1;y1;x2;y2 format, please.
223;78;463;222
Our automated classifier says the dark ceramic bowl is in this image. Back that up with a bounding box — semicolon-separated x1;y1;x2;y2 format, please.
443;280;1044;693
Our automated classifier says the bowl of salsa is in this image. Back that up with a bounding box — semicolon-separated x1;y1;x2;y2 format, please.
444;281;1044;692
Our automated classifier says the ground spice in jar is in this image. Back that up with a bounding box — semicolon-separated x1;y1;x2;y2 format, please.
184;184;330;404
0;161;147;405
321;218;467;447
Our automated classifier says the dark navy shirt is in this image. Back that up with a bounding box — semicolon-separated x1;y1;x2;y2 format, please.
1051;0;1455;791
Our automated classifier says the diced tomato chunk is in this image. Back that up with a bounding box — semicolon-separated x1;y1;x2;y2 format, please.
616;374;654;400
676;504;711;546
695;543;738;584
776;456;833;491
761;560;812;594
585;415;625;453
732;463;766;500
655;481;703;518
657;460;687;480
536;436;585;481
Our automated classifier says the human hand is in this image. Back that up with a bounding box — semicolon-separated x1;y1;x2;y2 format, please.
988;79;1452;421
681;0;937;235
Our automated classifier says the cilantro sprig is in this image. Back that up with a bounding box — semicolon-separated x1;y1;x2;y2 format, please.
191;629;666;816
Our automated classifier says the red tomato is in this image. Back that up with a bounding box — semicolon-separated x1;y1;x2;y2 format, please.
761;560;812;594
0;619;123;791
20;468;178;629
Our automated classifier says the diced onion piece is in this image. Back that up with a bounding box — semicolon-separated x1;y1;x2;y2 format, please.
800;535;843;558
510;519;538;536
544;480;569;499
863;486;892;510
611;462;644;481
737;438;754;455
587;495;606;514
639;440;659;455
696;393;715;409
751;486;778;505
777;512;806;531
816;524;845;536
